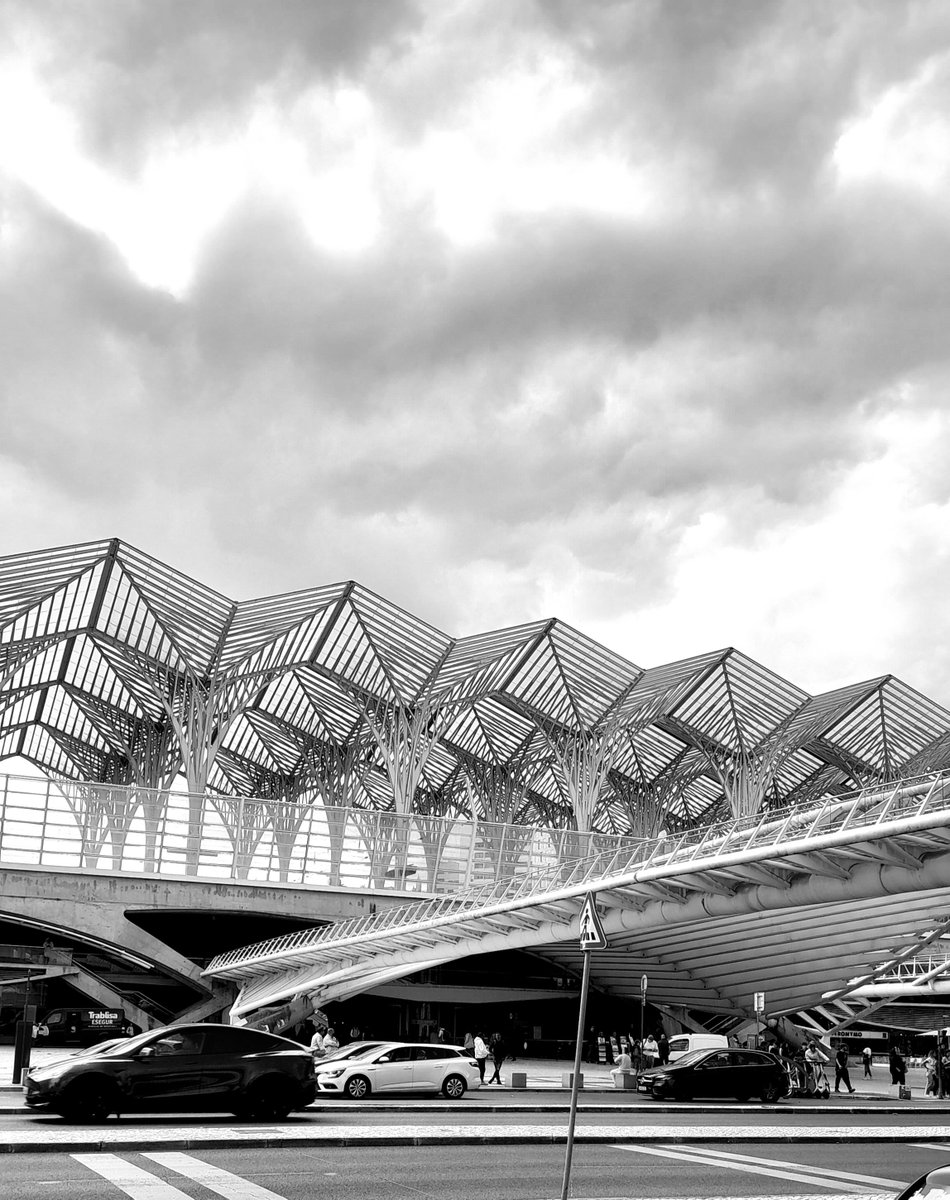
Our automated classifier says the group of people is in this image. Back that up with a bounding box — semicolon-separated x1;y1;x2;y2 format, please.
308;1020;342;1059
463;1031;506;1084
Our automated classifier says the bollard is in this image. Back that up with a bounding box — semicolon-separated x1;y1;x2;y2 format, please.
562;1072;583;1089
510;1071;527;1089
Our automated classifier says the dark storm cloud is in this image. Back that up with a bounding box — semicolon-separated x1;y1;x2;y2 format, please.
2;0;422;167
5;0;950;694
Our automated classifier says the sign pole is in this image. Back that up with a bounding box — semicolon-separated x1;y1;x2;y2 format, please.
560;947;591;1200
560;893;608;1200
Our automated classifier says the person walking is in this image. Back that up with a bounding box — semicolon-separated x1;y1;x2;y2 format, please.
834;1044;855;1094
889;1045;906;1088
473;1033;489;1082
488;1031;505;1084
862;1045;873;1078
463;1031;475;1056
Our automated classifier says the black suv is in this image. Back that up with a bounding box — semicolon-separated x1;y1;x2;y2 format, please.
24;1022;316;1121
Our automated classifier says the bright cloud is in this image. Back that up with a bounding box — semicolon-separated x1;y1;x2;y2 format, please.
3;0;950;708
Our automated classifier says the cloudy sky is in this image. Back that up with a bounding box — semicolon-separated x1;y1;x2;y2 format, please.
3;0;950;705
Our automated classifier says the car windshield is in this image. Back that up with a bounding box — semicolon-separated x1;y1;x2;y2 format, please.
320;1042;386;1063
664;1049;715;1068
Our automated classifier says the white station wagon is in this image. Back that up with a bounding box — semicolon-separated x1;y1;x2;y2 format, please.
315;1041;481;1099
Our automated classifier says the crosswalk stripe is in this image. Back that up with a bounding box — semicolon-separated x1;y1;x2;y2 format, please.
145;1152;289;1200
610;1144;886;1192
671;1144;905;1188
71;1154;193;1200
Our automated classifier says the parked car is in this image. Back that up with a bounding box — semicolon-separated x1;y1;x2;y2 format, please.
315;1041;480;1099
36;1007;137;1047
24;1022;316;1122
638;1047;788;1102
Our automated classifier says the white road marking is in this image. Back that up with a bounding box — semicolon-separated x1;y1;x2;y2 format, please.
611;1143;889;1192
675;1144;905;1188
145;1152;289;1200
71;1154;193;1199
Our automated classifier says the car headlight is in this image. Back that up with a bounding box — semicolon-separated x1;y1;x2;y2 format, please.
319;1068;347;1079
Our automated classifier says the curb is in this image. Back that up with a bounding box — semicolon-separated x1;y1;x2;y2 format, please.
2;1123;950;1154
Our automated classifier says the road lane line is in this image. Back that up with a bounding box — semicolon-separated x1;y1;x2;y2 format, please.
71;1154;193;1199
610;1143;885;1192
673;1144;904;1188
145;1152;289;1199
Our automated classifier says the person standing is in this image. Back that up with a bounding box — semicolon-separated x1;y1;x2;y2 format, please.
488;1031;505;1084
834;1044;855;1094
323;1027;340;1056
463;1031;475;1056
862;1045;873;1078
888;1045;906;1087
804;1039;828;1092
309;1018;326;1060
473;1033;489;1082
657;1032;670;1066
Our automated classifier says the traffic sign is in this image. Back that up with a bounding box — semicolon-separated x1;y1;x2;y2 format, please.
579;893;608;950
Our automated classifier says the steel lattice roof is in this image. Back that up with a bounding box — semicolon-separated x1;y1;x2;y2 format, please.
2;538;950;830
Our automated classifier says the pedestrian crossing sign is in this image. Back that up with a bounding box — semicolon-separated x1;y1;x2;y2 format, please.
579;892;608;950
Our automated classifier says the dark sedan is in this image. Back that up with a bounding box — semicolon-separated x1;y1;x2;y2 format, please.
24;1022;316;1122
638;1047;788;1102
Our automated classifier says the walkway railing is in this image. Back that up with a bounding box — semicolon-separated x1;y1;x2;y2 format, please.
0;772;641;892
207;767;950;973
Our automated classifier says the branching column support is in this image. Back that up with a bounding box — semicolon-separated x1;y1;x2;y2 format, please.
358;696;453;884
544;718;625;837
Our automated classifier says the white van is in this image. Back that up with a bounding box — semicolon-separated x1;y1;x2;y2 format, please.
667;1033;729;1061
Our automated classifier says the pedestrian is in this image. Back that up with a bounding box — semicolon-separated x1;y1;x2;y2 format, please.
473;1033;489;1082
610;1043;634;1082
862;1045;873;1078
463;1031;475;1056
804;1039;828;1092
323;1026;340;1056
309;1018;326;1060
349;1025;361;1043
925;1051;938;1095
833;1045;855;1094
488;1031;505;1084
642;1034;658;1065
888;1046;906;1087
657;1032;670;1066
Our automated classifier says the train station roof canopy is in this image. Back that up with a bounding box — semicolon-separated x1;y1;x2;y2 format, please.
2;537;950;835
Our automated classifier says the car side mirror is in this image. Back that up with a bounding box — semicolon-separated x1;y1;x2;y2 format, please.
894;1165;950;1198
138;1046;155;1058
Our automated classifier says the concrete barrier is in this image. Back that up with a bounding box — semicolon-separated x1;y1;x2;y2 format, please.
510;1071;527;1089
562;1072;584;1088
613;1071;637;1090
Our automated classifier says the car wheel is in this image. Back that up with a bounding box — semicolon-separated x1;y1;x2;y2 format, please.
243;1077;295;1121
442;1074;467;1099
59;1078;117;1123
344;1074;371;1100
760;1081;782;1104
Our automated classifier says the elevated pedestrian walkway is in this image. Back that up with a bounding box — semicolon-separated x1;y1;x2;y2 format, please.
205;771;950;1028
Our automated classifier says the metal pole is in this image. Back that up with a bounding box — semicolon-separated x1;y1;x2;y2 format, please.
560;949;592;1200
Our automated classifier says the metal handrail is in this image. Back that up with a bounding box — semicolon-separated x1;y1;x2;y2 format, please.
206;768;950;974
